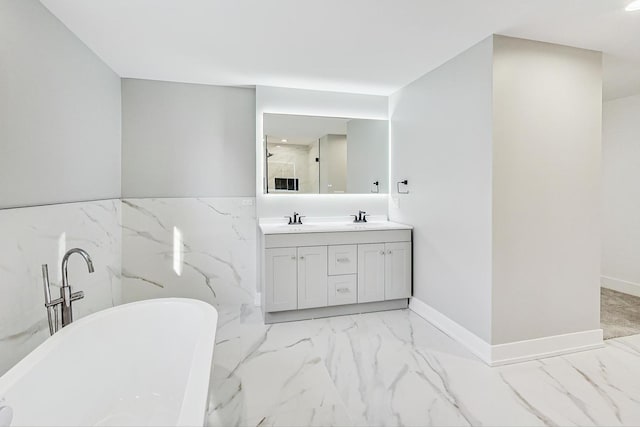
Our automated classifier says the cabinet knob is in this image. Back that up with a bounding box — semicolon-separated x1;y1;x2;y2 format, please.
291;256;296;260
379;250;385;255
387;250;392;254
299;256;305;260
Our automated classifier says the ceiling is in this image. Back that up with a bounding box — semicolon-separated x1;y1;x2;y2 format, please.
40;0;640;100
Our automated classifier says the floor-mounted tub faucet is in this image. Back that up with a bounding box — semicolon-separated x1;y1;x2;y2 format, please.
42;248;94;334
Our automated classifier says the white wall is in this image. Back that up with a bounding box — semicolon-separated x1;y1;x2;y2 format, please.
491;36;602;344
602;94;640;296
122;79;256;198
347;119;389;194
0;0;121;209
256;86;389;218
389;37;494;342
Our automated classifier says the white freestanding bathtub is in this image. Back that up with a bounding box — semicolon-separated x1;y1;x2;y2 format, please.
0;298;218;427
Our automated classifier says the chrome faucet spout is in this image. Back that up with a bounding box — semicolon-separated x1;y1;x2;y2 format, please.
60;248;94;327
62;248;94;288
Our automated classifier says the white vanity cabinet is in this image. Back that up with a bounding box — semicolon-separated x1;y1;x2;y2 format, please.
327;274;357;306
357;243;386;303
264;247;298;312
264;246;329;311
259;223;412;323
296;246;328;309
357;242;412;303
384;241;412;300
328;245;357;275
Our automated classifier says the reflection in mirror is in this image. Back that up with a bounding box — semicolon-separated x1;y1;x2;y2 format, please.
263;113;388;194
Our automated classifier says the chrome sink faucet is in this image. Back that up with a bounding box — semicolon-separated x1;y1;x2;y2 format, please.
353;210;369;223
285;212;305;225
42;248;94;334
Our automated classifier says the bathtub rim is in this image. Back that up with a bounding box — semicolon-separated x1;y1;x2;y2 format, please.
0;298;218;427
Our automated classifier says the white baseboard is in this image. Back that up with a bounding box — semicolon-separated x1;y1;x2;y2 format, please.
408;297;492;364
490;329;603;366
409;297;604;366
601;275;640;298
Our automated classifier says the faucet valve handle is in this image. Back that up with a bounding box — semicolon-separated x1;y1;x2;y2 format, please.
284;215;293;224
70;290;84;302
297;215;305;224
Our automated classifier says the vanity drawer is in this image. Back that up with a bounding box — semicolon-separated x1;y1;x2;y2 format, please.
328;245;357;275
327;275;357;306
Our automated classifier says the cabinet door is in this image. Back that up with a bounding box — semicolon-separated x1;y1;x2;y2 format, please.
357;243;386;303
265;247;297;312
297;246;328;309
384;242;412;300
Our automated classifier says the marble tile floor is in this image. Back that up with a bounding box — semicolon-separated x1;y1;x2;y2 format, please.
206;305;640;427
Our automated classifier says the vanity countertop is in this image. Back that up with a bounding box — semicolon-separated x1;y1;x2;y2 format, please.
259;219;413;235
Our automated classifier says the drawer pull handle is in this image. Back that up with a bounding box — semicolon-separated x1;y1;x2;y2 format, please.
336;287;350;293
336;257;350;263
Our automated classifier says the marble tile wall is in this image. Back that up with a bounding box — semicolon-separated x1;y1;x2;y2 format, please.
0;197;256;376
121;198;257;314
0;200;122;375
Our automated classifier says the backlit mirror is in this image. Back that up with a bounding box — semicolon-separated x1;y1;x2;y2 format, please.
263;113;388;194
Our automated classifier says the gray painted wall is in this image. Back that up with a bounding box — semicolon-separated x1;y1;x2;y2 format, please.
121;79;256;198
491;36;602;344
389;37;494;342
389;35;602;346
0;0;121;209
